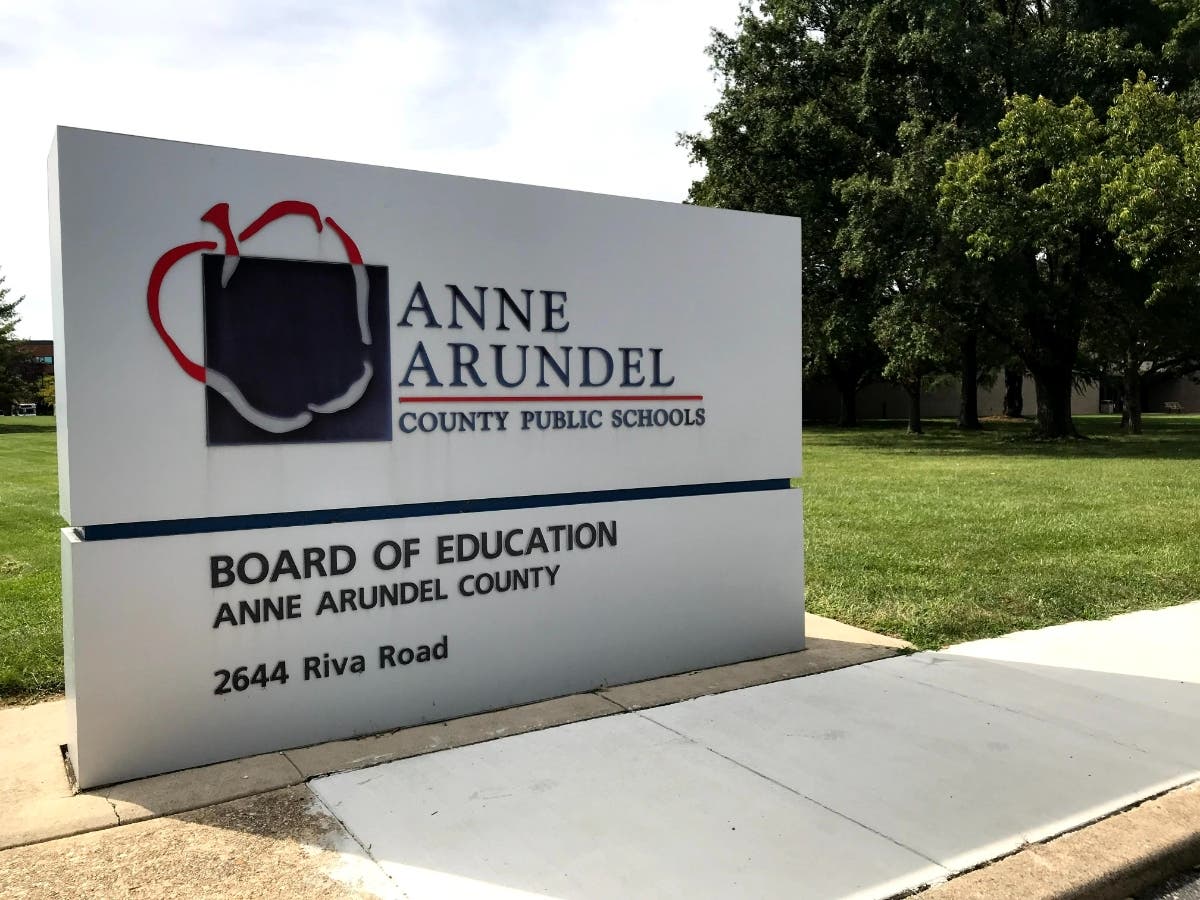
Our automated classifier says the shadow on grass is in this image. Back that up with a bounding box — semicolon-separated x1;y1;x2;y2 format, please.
805;415;1200;459
0;420;56;436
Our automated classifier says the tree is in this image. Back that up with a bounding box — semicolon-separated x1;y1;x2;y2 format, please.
1082;290;1200;431
803;279;886;426
869;292;955;432
839;119;996;434
1103;79;1200;300
1159;0;1200;109
1091;77;1200;431
680;0;888;426
849;0;1189;434
0;269;30;411
684;0;1199;436
838;123;961;433
836;0;1011;431
940;95;1114;437
1002;362;1026;417
37;374;55;413
1070;75;1200;432
942;73;1200;437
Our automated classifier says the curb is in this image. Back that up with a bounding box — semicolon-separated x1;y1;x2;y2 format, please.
915;780;1200;900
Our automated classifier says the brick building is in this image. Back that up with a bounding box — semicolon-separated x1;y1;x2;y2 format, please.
12;339;55;413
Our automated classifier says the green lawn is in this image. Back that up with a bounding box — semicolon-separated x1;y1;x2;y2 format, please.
801;415;1200;648
2;414;1199;701
0;416;64;701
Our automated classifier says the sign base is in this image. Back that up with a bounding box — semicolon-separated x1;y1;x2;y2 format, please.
63;489;804;788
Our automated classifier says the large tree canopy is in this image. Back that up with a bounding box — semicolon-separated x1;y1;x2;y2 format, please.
942;75;1200;435
682;0;884;424
683;0;1200;437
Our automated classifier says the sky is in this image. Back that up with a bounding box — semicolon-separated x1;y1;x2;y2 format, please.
0;0;743;339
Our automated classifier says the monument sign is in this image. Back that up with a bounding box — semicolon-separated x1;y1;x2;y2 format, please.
50;127;804;788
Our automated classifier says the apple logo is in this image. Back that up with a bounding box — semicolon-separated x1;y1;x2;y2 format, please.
147;201;392;445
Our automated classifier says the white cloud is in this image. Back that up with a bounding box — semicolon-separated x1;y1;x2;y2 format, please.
0;0;740;338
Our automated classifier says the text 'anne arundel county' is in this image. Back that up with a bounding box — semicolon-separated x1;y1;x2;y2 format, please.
394;283;705;433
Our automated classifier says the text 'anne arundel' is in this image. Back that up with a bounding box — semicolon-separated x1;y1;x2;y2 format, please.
395;283;677;390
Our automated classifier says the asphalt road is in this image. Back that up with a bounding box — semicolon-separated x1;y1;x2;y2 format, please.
1137;866;1200;900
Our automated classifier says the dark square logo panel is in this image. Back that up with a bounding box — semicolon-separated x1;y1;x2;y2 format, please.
203;254;391;445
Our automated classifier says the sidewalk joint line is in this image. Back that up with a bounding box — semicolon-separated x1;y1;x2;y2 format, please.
306;784;404;894
281;751;306;784
591;689;634;712
634;711;948;871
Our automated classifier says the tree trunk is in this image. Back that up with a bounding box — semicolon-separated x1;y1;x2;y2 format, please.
906;380;923;434
1123;360;1142;435
835;376;859;428
1030;365;1078;438
957;332;981;430
1003;366;1024;418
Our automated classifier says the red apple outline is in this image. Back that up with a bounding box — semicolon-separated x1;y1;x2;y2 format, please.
146;201;372;434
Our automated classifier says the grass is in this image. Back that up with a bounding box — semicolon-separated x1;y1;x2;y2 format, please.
801;414;1200;649
2;414;1200;699
0;416;64;701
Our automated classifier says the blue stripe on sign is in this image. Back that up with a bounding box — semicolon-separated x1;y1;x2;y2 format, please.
77;479;794;541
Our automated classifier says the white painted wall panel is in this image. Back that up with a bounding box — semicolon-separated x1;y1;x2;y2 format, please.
50;127;802;527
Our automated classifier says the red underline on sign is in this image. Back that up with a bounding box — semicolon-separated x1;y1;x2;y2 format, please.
398;394;704;403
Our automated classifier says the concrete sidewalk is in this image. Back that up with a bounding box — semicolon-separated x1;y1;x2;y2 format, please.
4;606;1199;898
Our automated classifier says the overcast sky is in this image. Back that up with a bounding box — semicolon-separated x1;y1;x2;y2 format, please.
0;0;741;338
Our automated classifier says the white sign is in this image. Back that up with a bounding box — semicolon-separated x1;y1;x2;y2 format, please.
64;491;803;788
49;127;802;530
50;128;805;788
